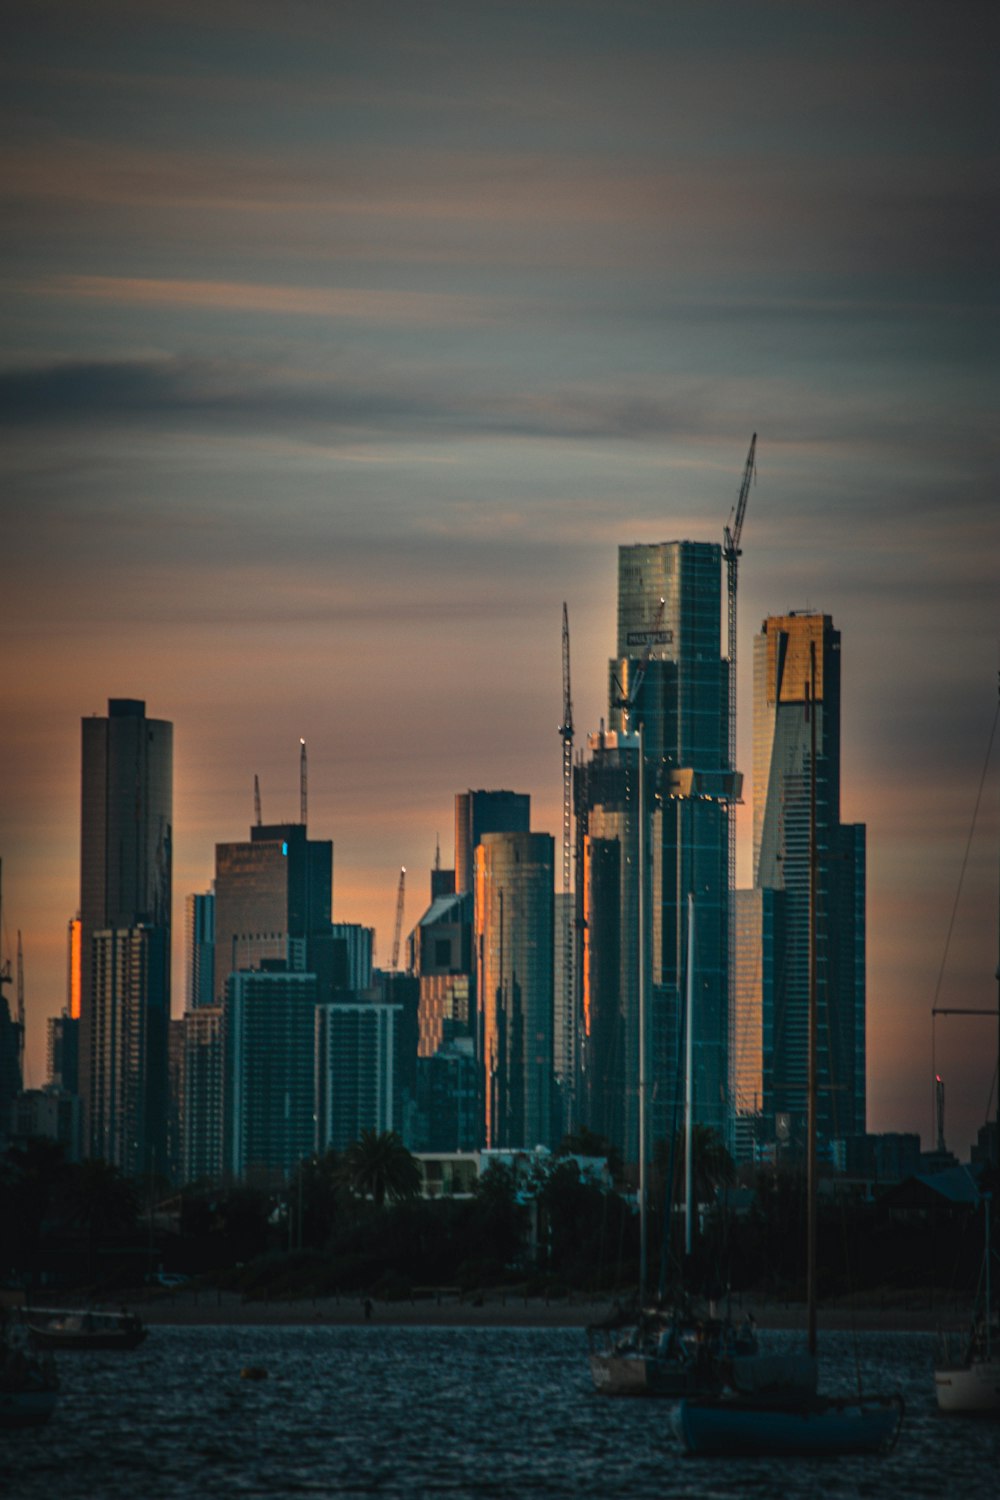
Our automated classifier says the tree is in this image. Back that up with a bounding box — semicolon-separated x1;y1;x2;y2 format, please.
66;1158;139;1283
338;1130;421;1209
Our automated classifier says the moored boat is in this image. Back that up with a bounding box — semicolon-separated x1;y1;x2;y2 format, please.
675;1391;904;1457
23;1307;147;1351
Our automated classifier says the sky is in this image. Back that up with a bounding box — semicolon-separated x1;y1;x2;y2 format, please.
1;0;997;1159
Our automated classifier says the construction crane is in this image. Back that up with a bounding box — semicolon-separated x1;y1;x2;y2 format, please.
558;603;575;1119
612;597;666;730
253;774;262;827
722;433;757;875
299;739;308;826
391;867;406;970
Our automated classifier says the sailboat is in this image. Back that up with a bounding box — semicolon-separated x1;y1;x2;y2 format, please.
676;641;904;1456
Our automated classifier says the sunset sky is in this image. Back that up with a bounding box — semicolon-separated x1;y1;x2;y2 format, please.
2;1;997;1158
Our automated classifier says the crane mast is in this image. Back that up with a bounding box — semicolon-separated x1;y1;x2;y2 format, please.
391;866;406;970
558;603;575;1119
299;739;308;826
253;774;262;827
16;931;24;1079
723;435;756;1153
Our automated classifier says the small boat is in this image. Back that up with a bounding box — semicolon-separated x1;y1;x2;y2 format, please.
0;1319;59;1428
23;1306;148;1351
588;1301;760;1398
675;1391;904;1457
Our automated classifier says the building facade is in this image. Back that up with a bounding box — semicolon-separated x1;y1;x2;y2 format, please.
79;698;172;1165
475;830;555;1151
315;1000;402;1152
223;969;319;1183
213;823;332;1004
601;541;733;1154
752;611;866;1159
185;890;215;1010
183;1005;225;1184
89;923;169;1175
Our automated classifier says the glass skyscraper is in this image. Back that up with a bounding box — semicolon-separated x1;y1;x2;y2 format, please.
752;611;866;1158
475;830;554;1150
601;541;732;1153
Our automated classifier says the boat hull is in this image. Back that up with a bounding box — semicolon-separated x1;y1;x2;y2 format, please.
589;1352;700;1398
934;1358;1000;1415
676;1394;904;1457
27;1326;147;1351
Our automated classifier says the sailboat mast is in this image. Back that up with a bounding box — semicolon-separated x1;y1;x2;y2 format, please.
807;639;818;1358
637;721;648;1302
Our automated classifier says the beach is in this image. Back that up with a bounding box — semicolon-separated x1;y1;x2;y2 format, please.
128;1285;968;1332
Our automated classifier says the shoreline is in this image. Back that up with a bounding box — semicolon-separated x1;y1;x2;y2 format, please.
116;1288;968;1333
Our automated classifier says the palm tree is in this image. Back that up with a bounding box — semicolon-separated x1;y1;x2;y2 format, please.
338;1129;421;1208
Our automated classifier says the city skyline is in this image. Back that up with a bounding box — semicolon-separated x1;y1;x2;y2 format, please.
1;2;997;1159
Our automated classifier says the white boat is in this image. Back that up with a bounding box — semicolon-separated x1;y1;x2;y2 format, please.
676;642;904;1457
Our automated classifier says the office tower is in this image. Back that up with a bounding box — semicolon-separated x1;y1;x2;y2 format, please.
455;790;531;894
411;889;473;1057
552;889;574;1138
574;729;643;1161
185;891;215;1009
605;542;733;1150
89;924;169;1175
213;823;332;1004
415;1037;481;1152
47;1012;80;1095
223;969;319;1183
67;917;81;1020
752;611;866;1157
79;698;172;1165
475;830;555;1150
730;887;785;1164
183;1006;224;1184
329;923;374;992
315;999;402;1152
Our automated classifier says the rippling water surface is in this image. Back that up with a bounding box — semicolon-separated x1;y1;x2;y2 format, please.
2;1326;997;1498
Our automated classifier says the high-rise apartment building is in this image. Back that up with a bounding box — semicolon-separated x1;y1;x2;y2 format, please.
79;698;172;1166
213;823;332;1003
475;830;555;1150
182;1005;224;1184
185;890;215;1010
751;611;866;1157
89;923;169;1174
223;968;319;1183
315;1000;402;1152
600;541;733;1154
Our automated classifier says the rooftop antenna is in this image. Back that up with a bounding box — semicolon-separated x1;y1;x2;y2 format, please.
299;739;307;826
254;774;262;827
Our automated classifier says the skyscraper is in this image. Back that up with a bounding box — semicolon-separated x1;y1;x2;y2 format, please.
315;999;403;1152
604;541;733;1151
475;830;555;1150
752;611;866;1157
185;890;215;1010
213;822;332;1003
79;698;172;1167
455;790;530;895
223;968;319;1183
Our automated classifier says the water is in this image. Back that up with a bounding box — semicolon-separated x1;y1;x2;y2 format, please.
1;1326;997;1498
